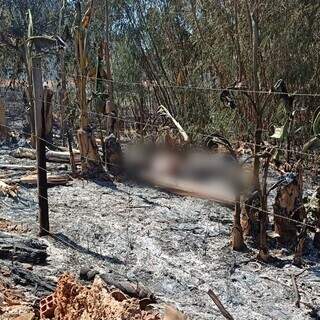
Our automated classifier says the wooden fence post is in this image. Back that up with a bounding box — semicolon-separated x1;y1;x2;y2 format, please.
31;56;49;236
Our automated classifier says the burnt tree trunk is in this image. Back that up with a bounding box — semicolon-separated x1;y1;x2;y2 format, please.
58;0;67;146
104;133;123;176
273;167;305;248
74;0;103;176
241;191;260;239
231;194;245;251
77;128;102;176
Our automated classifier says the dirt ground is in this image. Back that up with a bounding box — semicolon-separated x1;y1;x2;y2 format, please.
1;89;320;319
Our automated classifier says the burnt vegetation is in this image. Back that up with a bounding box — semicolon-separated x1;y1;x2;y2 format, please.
0;1;320;319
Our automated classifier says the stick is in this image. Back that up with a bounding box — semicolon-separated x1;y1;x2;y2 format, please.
158;105;189;143
291;274;301;308
207;289;234;320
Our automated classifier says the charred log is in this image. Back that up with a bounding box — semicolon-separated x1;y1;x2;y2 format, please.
11;263;55;297
10;147;81;164
0;232;47;265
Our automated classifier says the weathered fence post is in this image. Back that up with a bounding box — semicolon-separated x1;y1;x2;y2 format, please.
31;56;49;236
27;8;66;236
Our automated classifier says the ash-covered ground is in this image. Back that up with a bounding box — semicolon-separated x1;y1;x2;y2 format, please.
1;151;320;319
1;89;320;319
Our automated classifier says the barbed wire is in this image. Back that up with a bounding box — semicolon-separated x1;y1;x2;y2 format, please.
10;65;320;98
86;109;320;159
1;5;318;313
1;121;318;231
1;101;320;240
2;89;320;160
1;119;316;309
1;115;320;226
1;189;217;292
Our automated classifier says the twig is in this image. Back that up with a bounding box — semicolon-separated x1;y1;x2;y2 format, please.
207;289;235;320
158;105;189;143
295;268;308;278
291;274;301;308
260;275;297;291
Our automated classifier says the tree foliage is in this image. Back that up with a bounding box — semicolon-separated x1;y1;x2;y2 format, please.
0;0;320;144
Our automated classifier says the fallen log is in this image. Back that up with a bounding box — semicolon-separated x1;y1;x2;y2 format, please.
0;172;20;179
10;148;36;160
46;150;81;164
207;289;234;320
10;147;81;164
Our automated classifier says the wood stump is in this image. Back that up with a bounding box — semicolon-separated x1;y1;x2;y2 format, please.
231;226;245;251
294;220;307;266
